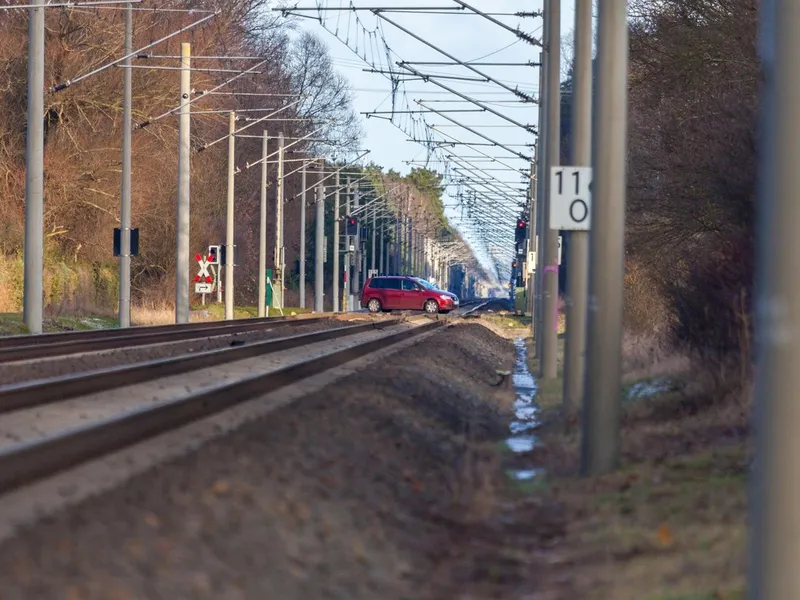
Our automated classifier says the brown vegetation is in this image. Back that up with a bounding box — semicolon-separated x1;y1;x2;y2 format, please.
625;0;757;374
0;3;477;316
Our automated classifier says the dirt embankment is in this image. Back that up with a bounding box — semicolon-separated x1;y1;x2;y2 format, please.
0;323;563;600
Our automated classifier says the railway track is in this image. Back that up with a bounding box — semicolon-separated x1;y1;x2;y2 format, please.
456;301;489;317
0;312;340;363
0;314;445;496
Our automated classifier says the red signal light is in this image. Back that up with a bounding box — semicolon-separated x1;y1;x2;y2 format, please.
195;275;201;282
205;275;213;283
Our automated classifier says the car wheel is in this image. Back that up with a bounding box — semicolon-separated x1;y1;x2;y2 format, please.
367;298;382;313
424;300;439;314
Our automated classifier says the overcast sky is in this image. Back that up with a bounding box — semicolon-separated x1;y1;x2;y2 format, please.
286;1;578;280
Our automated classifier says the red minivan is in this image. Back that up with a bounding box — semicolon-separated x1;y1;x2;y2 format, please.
361;276;459;314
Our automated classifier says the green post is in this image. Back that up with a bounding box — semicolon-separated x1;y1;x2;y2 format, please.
266;268;273;309
514;286;526;315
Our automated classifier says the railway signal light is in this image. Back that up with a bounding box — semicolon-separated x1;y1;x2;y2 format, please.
207;245;220;265
515;218;528;244
345;215;358;236
219;245;236;266
113;227;140;257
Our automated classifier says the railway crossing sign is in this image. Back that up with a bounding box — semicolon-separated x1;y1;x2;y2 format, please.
549;166;593;230
194;254;214;295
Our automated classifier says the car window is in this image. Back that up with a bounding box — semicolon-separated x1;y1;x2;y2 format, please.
414;278;436;290
384;278;402;290
368;278;384;289
401;279;418;291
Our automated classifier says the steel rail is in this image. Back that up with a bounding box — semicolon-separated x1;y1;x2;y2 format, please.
0;313;335;349
0;319;446;495
0;319;402;414
0;315;339;362
458;301;489;317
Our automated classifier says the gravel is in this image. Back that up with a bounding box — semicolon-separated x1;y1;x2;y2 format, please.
0;318;360;386
0;322;420;447
0;322;520;600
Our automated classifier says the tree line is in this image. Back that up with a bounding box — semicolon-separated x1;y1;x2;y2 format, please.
558;0;756;384
0;3;474;312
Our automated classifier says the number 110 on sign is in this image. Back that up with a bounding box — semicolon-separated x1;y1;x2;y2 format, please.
549;166;593;231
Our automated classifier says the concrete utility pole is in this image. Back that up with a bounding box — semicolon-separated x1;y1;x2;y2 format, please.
527;158;537;322
749;0;800;595
352;185;361;300
563;0;592;411
332;169;340;311
361;219;368;285
314;163;324;312
299;163;307;309
258;131;268;317
410;220;415;275
535;48;547;359
540;0;561;380
371;205;377;274
419;233;424;276
176;43;191;324
581;0;629;476
24;0;45;334
379;219;385;275
398;217;403;275
401;216;406;275
406;217;413;275
119;2;133;328
416;231;420;275
344;180;351;311
275;132;285;310
419;235;428;279
224;110;235;321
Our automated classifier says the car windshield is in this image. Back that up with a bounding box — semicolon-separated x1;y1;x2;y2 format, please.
413;278;437;290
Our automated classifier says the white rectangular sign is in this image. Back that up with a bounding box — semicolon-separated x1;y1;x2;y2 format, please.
549;166;592;230
195;282;213;294
557;236;563;265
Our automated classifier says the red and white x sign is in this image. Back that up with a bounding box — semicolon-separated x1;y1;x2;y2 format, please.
195;254;212;283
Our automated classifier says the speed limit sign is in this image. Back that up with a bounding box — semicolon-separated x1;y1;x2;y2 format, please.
549;166;593;231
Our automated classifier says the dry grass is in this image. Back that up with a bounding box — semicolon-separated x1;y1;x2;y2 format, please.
130;302;180;326
0;299;316;333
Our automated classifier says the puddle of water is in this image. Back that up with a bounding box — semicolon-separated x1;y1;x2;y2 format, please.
627;377;671;400
505;338;544;481
79;318;108;330
506;436;538;453
511;468;545;481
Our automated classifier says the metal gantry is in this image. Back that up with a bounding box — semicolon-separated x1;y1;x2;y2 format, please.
275;2;535;289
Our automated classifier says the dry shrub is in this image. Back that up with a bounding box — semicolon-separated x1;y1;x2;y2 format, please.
624;259;671;337
667;236;752;360
624;0;758;386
